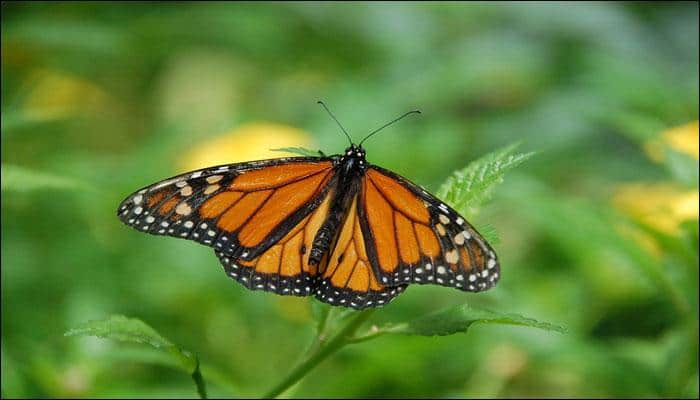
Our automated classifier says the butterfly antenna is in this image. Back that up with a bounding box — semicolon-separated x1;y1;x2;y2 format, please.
359;109;421;146
317;100;353;145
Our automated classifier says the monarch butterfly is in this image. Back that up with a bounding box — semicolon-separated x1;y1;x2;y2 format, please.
117;102;499;309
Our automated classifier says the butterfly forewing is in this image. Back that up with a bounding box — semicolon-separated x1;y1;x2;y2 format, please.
315;194;407;309
117;157;335;260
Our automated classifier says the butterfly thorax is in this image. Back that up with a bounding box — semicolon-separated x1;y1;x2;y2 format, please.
308;145;367;266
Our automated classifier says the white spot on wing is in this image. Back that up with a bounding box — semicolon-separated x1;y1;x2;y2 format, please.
206;175;223;184
175;202;192;216
445;250;459;264
180;186;193;196
436;224;446;236
204;184;220;195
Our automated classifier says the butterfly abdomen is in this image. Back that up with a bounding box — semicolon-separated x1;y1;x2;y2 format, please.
309;159;363;266
308;223;336;266
309;189;356;266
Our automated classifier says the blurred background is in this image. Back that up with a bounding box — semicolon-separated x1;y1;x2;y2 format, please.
2;2;698;398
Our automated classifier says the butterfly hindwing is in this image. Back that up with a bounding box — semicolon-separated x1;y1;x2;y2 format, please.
359;166;500;292
315;194;407;309
117;157;335;261
214;188;335;296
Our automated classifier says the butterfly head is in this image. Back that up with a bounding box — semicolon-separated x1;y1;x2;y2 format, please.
344;144;366;159
341;144;367;170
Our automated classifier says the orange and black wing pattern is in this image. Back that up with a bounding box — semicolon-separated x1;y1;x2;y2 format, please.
358;166;500;293
314;194;407;308
214;188;334;296
117;157;335;261
216;192;406;304
117;147;500;310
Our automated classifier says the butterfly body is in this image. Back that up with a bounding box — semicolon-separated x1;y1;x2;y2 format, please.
309;144;366;265
118;143;500;309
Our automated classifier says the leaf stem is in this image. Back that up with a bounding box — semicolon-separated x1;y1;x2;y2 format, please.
191;358;208;399
346;323;391;344
263;309;374;398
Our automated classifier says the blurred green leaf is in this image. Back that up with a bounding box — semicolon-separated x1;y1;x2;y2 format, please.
310;298;330;323
65;315;178;356
1;164;87;192
65;315;207;398
103;347;238;396
271;147;323;157
663;148;699;187
0;109;67;133
379;304;566;337
475;223;500;245
437;143;535;216
4;18;129;56
605;112;668;143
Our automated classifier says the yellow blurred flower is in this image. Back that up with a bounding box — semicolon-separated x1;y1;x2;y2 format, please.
181;122;316;172
613;183;699;236
22;69;109;120
644;120;699;162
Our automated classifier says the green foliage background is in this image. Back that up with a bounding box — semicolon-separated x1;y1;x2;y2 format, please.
2;2;698;398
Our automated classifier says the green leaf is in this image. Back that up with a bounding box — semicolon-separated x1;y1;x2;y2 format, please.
437;143;534;216
663;148;699;188
475;223;501;245
0;108;68;133
310;298;330;322
65;315;207;398
379;304;566;336
1;164;86;192
271;147;324;157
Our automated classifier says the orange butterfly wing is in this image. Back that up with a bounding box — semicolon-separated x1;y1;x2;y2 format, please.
315;195;406;308
215;188;335;296
358;167;500;292
118;155;499;308
215;191;405;305
117;158;335;261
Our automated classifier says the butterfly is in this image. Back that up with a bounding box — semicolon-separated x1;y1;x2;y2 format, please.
117;102;500;309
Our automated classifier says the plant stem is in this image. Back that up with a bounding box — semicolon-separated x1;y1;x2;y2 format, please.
304;307;333;357
192;358;207;399
263;309;375;398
